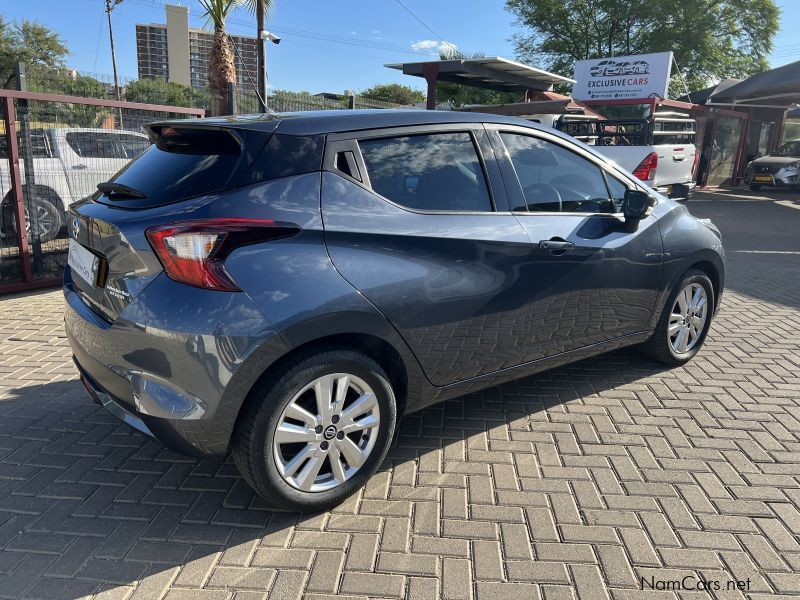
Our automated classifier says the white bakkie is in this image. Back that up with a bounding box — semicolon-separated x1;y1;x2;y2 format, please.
535;111;698;200
1;127;149;242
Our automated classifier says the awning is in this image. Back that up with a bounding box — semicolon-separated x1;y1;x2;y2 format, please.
385;57;575;92
709;60;800;107
678;78;742;104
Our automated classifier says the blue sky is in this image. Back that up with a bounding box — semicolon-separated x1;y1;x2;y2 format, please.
3;0;799;94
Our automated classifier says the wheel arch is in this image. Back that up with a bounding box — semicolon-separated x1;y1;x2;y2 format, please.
687;259;722;313
228;331;416;453
2;183;65;207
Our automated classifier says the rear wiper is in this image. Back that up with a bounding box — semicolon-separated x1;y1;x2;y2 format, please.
97;182;147;199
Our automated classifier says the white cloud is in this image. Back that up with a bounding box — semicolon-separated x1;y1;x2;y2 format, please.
411;39;457;54
411;39;439;50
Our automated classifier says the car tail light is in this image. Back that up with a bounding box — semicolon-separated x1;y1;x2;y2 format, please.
146;218;297;291
632;152;658;181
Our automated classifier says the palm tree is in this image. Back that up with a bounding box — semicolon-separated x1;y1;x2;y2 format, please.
199;0;272;116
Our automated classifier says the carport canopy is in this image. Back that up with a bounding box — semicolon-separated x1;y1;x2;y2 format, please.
385;57;575;109
709;59;800;108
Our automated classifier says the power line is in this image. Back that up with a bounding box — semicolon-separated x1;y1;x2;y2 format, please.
392;0;459;55
121;0;438;57
93;8;105;72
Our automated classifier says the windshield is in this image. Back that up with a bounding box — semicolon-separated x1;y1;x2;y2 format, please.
775;141;800;157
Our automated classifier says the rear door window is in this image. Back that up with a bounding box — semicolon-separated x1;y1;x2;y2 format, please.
116;134;150;159
358;132;493;212
66;132;121;158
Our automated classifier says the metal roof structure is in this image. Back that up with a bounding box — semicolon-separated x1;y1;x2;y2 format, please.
385;57;575;93
709;60;800;108
677;78;743;105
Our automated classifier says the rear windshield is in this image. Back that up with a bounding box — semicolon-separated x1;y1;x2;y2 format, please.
96;127;257;208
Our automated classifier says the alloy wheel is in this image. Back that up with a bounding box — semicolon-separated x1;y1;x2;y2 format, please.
273;373;381;492
668;283;708;354
24;204;54;241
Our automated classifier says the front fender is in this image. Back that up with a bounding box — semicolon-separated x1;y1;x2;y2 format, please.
650;203;725;328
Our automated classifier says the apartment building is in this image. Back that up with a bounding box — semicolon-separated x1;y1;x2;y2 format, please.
135;4;259;94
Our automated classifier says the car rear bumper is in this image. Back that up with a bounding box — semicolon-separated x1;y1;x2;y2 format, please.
64;271;285;456
74;356;222;457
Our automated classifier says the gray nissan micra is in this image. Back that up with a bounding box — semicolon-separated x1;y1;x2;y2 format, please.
65;110;724;511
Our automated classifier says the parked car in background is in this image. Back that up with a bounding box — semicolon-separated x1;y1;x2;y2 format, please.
65;110;724;511
557;111;698;200
744;139;800;191
0;127;150;243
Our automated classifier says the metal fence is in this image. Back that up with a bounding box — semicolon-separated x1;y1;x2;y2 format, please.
0;90;205;294
1;66;420;293
24;64;419;114
234;90;419;114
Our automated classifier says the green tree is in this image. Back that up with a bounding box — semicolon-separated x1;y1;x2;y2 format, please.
505;0;780;95
0;17;69;89
361;83;425;105
25;72;112;126
199;0;273;116
124;78;207;109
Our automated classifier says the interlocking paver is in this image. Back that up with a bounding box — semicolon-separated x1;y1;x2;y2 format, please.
0;190;799;597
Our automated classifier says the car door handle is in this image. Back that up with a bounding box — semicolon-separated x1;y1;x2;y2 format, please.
538;239;575;252
72;164;87;170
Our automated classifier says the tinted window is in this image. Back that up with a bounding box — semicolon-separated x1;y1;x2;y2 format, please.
606;174;628;211
116;134;150;159
359;132;492;212
0;132;52;159
66;132;121;159
500;133;615;213
242;133;324;185
103;128;244;207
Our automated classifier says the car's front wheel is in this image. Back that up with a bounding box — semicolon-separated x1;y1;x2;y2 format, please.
232;350;397;511
639;269;714;365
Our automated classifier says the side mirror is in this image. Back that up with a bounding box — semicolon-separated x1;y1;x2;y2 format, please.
622;189;655;232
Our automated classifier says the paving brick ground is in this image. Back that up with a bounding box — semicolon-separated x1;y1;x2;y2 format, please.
0;189;799;599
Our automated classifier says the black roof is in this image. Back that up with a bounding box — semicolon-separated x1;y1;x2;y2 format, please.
164;109;545;136
710;60;800;106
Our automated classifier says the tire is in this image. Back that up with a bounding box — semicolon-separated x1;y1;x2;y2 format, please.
232;349;397;512
639;269;714;366
1;195;63;244
749;183;762;191
25;196;63;244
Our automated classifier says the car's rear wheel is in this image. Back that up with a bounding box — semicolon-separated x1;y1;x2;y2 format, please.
639;269;714;365
749;182;762;191
232;350;396;511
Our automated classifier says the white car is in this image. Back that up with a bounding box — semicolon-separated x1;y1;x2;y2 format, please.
554;111;698;200
1;127;150;243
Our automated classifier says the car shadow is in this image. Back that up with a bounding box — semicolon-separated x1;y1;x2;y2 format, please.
0;347;672;598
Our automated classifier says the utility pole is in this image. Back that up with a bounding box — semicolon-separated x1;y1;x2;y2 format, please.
256;0;267;113
105;0;124;125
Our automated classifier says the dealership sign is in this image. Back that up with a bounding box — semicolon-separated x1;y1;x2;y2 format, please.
572;52;673;101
